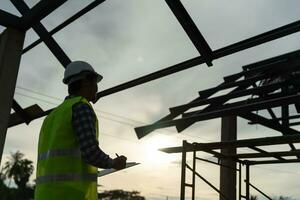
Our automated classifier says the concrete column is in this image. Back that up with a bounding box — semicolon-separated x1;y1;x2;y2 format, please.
0;28;25;165
219;116;237;200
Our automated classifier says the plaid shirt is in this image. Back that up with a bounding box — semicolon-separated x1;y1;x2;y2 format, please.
67;96;113;169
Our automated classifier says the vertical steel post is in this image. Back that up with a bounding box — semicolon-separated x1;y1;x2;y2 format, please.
192;149;196;200
245;164;250;200
180;140;187;200
239;163;241;200
0;28;25;165
220;116;237;200
282;86;289;130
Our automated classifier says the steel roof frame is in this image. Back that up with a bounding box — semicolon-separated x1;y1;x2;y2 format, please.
0;0;299;135
160;135;300;165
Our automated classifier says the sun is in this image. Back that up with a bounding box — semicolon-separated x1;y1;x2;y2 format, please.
141;134;179;166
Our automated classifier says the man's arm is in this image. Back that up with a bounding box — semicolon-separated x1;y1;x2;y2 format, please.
72;103;113;169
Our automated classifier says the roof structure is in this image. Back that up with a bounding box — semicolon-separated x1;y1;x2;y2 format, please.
0;0;300;128
135;49;300;139
160;134;300;165
133;43;300;200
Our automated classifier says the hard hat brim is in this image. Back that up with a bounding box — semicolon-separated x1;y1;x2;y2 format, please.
63;72;103;85
95;73;103;83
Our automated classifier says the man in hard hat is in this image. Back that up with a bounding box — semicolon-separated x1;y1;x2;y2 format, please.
35;61;127;200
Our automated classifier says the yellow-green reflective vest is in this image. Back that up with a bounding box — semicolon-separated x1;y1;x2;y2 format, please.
35;96;99;200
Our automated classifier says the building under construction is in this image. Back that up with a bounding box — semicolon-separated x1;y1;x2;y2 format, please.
1;1;300;199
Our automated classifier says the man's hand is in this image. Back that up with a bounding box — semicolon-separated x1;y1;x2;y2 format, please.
112;155;127;170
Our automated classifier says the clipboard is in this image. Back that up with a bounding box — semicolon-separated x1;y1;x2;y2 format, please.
98;162;140;177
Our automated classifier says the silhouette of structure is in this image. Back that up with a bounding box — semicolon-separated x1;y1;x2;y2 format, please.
1;1;300;199
136;50;300;199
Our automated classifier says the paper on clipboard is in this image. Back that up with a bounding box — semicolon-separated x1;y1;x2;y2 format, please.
98;162;140;177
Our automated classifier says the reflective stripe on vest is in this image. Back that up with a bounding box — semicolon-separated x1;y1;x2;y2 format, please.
36;173;97;184
38;148;81;161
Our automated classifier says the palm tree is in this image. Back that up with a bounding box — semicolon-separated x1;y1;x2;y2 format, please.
3;151;34;189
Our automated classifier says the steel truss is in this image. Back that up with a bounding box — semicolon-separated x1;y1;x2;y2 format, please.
163;136;300;200
0;0;299;128
135;48;300;199
135;49;300;140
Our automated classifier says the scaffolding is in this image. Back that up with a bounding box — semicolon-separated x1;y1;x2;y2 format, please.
161;135;300;200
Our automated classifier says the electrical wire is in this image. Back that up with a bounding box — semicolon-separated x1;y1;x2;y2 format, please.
16;85;144;124
15;86;213;142
15;87;300;175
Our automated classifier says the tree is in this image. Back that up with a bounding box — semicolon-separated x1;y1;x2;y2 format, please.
3;151;34;189
0;165;17;199
99;189;146;200
2;151;34;199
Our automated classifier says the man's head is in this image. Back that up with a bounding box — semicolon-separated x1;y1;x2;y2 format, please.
63;61;102;101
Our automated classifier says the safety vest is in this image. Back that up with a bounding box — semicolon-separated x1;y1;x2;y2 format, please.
35;96;99;200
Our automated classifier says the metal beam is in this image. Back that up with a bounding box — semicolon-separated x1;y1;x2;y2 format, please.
225;49;300;82
220;116;237;200
135;82;228;139
186;164;230;200
199;73;265;97
11;0;68;29
92;20;300;102
289;121;300;126
196;157;240;171
134;104;196;139
180;140;187;200
9;104;46;128
192;150;196;200
6;19;300;130
159;134;300;153
249;114;300;124
242;48;300;71
22;0;106;53
182;92;296;120
0;28;25;164
240;112;299;153
0;9;23;29
11;99;31;125
224;59;287;82
245;164;250;200
213;20;300;59
240;112;300;135
170;80;284;114
11;0;71;67
138;92;298;132
165;0;213;66
249;158;300;165
135;75;243;138
176;77;259;132
233;149;300;159
249;146;285;161
249;182;272;200
176;61;298;131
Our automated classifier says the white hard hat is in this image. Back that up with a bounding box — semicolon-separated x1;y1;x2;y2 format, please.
63;61;103;85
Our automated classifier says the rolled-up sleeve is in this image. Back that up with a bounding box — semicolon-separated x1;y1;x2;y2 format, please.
72;103;113;169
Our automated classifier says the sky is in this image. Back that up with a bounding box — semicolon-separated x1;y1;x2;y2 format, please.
1;0;300;199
